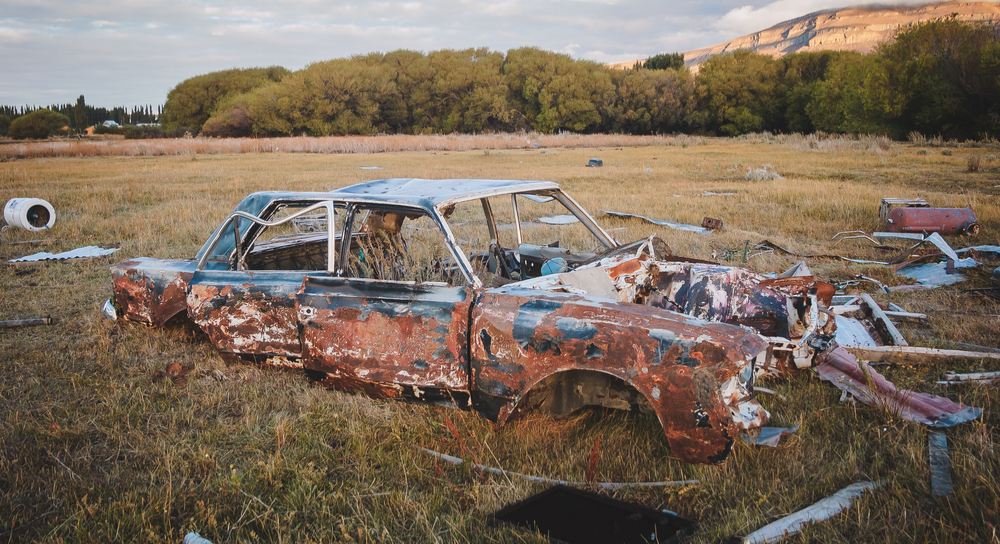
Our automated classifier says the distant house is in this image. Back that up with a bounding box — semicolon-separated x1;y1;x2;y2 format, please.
85;126;95;135
102;120;121;128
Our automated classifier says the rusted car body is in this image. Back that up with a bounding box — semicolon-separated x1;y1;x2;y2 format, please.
106;179;834;464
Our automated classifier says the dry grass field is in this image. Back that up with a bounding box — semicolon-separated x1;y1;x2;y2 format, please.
1;133;998;543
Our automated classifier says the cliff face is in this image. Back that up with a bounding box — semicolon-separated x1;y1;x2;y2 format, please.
611;2;1000;69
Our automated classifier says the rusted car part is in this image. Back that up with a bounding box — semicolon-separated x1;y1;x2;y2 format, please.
111;259;199;325
814;346;982;427
0;316;52;329
701;216;723;231
471;287;768;465
886;207;980;236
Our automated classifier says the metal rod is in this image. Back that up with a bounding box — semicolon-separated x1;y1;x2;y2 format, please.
0;317;53;329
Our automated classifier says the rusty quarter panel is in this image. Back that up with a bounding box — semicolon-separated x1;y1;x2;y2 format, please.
471;287;768;464
187;270;315;360
297;277;473;394
111;258;199;325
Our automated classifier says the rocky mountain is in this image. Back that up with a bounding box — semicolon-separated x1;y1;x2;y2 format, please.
612;1;1000;69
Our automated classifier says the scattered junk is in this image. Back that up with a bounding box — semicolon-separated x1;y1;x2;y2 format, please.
814;347;981;427
9;245;120;263
714;241;774;262
602;210;714;234
886;207;980;236
3;198;56;231
183;533;213;544
937;371;1000;385
419;447;699;489
152;363;193;386
0;316;53;329
928;431;953;499
489;485;695;544
701;216;723;231
538;214;580;225
878;197;929;222
357;166;382;170
586;158;603;167
741;481;884;544
741;425;799;448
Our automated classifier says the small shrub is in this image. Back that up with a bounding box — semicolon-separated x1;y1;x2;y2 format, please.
93;124;124;135
942;149;953;156
745;165;782;181
916;149;929;155
908;131;926;144
968;153;982;173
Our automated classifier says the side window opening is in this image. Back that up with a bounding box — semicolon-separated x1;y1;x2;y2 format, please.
242;203;346;271
346;207;471;287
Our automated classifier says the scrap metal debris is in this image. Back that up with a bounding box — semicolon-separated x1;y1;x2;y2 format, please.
741;425;799;448
936;371;1000;385
742;481;884;544
701;216;723;231
814;346;983;427
538;214;580;225
879;197;929;223
928;431;954;499
714;241;774;262
602;210;713;233
490;485;695;544
0;316;52;329
845;345;1000;365
419;447;699;489
9;245;120;263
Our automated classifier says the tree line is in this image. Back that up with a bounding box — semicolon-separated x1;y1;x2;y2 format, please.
0;99;162;138
4;19;997;141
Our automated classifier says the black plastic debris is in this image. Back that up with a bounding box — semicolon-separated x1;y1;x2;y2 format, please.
489;485;695;544
587;158;603;167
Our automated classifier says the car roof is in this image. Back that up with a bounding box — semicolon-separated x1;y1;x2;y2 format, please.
330;178;561;211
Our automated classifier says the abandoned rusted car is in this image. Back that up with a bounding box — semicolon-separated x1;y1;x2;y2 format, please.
105;178;832;464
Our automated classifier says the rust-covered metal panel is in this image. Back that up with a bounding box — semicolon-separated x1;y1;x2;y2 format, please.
297;277;473;400
886;207;979;235
187;270;312;361
110;258;198;325
470;287;768;465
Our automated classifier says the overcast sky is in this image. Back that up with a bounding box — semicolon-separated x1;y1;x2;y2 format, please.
0;0;959;108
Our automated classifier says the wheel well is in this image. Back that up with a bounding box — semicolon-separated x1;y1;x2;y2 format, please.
510;370;655;420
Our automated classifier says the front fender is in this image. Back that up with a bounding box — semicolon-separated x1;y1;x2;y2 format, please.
470;287;768;464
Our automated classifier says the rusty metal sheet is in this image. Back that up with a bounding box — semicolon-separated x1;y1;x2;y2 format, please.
470;287;768;465
111;258;199;325
187;270;312;361
814;346;982;427
297;277;473;398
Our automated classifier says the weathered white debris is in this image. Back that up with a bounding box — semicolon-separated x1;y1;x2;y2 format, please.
9;245;120;263
928;431;953;499
743;481;884;544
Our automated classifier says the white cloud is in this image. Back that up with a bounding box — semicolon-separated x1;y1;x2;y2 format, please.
91;20;119;26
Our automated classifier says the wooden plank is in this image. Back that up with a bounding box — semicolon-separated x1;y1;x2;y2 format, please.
846;345;1000;364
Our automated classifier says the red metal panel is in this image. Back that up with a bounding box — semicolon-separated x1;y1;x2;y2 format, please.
886;207;979;235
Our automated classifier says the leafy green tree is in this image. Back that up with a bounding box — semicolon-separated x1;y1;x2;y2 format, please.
161;66;289;133
643;53;685;71
605;67;693;133
781;51;843;133
0;114;10;136
872;18;1000;139
74;95;86;133
503;48;614;133
690;50;787;135
8;109;70;139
